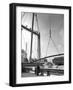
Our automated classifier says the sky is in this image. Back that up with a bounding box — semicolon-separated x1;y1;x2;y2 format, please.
21;12;64;59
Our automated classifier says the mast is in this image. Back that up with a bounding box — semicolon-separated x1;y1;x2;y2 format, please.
30;13;34;62
35;14;41;59
37;33;40;59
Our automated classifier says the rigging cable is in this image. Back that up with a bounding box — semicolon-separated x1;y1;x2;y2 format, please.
46;35;51;56
46;21;60;56
51;38;59;54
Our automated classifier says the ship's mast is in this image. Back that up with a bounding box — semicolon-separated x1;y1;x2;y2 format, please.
30;13;34;62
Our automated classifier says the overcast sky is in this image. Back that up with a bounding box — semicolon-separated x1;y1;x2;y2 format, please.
21;12;64;59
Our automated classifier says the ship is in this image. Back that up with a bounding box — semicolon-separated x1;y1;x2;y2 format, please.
21;13;64;77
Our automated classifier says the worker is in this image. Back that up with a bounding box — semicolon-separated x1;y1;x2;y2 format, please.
35;65;40;76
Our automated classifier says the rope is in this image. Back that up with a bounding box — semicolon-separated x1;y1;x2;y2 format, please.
46;34;59;55
46;36;51;56
46;15;60;55
51;38;59;54
46;28;60;56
